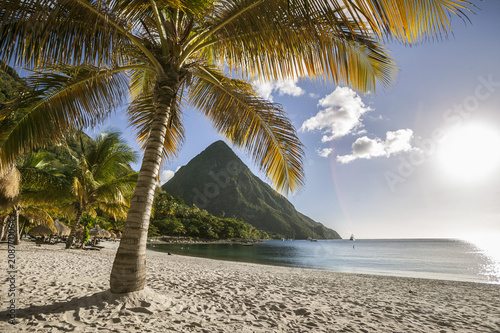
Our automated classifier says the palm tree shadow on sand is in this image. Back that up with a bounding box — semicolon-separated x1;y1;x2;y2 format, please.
0;287;169;330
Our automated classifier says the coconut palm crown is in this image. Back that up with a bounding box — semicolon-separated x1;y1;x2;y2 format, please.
0;0;471;292
60;131;138;249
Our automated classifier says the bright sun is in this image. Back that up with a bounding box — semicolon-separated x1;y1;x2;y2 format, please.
438;124;500;183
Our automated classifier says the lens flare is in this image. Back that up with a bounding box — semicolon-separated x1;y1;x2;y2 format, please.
437;124;500;182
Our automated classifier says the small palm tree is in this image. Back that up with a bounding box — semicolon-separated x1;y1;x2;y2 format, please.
61;131;138;249
0;0;472;292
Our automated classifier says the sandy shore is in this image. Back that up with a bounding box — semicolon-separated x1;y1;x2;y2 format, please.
1;241;499;332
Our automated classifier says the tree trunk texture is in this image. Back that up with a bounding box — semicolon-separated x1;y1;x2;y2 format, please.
13;206;20;245
65;209;84;249
110;72;180;293
0;217;7;241
19;219;27;240
79;225;88;249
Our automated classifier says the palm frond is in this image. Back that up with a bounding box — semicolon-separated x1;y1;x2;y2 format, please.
189;65;304;194
86;131;138;181
187;0;470;91
93;173;138;205
342;0;473;43
19;206;54;228
188;1;396;91
0;64;128;169
127;92;185;162
17;151;71;194
0;0;133;68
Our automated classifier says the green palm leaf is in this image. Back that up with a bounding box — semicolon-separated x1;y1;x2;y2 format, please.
0;64;129;167
127;92;186;162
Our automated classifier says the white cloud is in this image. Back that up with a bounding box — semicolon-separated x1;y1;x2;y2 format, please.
253;79;304;101
355;129;367;135
160;169;175;184
337;129;416;164
316;148;333;158
300;87;372;141
384;129;414;155
253;80;275;101
275;79;305;97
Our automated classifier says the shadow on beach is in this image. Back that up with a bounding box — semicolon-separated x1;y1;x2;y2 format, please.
1;288;164;326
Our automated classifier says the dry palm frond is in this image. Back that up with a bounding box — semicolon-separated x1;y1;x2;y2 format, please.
0;166;20;208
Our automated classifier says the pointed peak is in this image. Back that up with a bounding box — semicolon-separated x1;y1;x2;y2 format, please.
204;140;232;151
196;140;240;160
177;140;247;176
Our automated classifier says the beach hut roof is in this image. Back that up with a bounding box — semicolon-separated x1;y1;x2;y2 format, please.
53;219;71;236
28;225;54;236
89;225;111;238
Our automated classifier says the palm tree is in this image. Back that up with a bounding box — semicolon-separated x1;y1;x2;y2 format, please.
0;1;472;292
60;131;138;249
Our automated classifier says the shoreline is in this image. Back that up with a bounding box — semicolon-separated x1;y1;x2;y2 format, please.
1;241;499;332
148;236;265;245
148;238;500;286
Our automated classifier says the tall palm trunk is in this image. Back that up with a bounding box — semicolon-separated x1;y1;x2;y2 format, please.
110;72;180;293
65;209;84;249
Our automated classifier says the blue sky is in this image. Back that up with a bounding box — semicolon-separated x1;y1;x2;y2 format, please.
95;0;500;240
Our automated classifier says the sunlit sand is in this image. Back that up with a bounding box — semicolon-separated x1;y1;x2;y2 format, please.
1;241;499;332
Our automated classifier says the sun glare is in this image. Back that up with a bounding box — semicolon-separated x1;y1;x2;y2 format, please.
437;124;500;183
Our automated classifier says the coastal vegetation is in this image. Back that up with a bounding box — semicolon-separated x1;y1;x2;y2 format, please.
150;191;269;240
0;0;472;294
0;130;138;247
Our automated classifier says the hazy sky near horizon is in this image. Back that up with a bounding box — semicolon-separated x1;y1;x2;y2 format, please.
95;0;500;240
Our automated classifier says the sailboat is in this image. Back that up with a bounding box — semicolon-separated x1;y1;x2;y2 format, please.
309;226;318;242
349;234;355;241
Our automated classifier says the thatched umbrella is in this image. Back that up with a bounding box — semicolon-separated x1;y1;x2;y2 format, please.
0;167;20;209
53;219;71;236
89;225;111;238
28;225;54;236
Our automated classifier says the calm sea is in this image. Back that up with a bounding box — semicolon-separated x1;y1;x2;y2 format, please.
147;239;500;284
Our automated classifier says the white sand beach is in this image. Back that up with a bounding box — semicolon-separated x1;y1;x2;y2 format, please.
1;241;499;332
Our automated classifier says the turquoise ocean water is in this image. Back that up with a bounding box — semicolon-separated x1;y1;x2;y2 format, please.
148;239;500;284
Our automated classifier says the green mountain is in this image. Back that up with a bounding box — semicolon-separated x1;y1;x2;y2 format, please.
162;141;341;239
